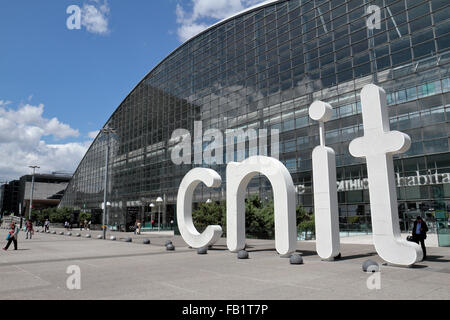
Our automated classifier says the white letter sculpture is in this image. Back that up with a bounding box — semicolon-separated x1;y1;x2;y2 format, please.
309;101;341;260
177;168;223;248
226;156;297;257
349;84;422;266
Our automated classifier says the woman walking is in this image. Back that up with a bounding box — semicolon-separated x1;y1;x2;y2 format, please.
3;222;19;251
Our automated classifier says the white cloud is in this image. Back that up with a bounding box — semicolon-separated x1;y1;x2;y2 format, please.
88;130;100;139
175;0;269;42
0;102;90;181
81;0;110;35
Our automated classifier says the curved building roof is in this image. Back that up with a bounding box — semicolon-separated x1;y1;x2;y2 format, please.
60;0;450;215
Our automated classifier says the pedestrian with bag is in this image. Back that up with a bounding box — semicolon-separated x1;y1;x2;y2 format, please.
412;216;428;261
3;222;19;251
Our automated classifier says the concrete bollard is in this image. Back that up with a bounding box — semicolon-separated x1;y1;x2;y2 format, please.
97;235;103;239
59;232;64;235
67;232;72;236
237;250;249;259
166;243;175;251
75;233;81;237
110;236;116;241
123;237;132;243
143;238;151;245
165;240;173;246
362;260;380;273
289;254;304;265
197;247;208;255
85;234;91;238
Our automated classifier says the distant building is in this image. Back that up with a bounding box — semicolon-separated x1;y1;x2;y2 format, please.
0;173;72;218
0;181;20;217
19;174;72;215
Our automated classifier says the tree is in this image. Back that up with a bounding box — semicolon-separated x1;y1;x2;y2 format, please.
245;196;275;239
297;205;315;234
192;201;226;234
49;207;72;223
79;211;92;223
191;196;315;240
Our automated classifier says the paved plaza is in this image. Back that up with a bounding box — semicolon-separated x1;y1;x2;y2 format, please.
0;227;449;300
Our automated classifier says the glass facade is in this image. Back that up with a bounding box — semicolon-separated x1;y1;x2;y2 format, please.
60;0;450;234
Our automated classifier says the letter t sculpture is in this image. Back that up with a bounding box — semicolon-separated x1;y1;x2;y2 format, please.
349;84;422;266
309;101;341;260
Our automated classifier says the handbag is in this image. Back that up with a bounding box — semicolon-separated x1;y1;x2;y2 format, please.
6;233;10;241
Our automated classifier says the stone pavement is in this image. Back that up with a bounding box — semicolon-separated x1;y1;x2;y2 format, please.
0;227;449;300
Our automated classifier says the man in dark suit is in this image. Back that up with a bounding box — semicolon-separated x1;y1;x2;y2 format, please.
412;216;428;260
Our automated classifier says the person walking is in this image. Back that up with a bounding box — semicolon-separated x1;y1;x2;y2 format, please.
3;222;19;251
44;219;50;232
137;221;141;235
412;216;428;260
25;220;34;240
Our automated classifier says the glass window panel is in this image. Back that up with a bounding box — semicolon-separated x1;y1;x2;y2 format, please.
408;3;430;20
392;48;412;66
433;7;450;23
431;0;448;10
354;63;372;78
435;20;450;37
413;40;436;59
391;37;411;53
376;55;391;70
423;138;449;153
437;34;450;52
409;15;432;33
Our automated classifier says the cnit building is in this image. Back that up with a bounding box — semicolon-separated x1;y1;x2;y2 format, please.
60;0;450;237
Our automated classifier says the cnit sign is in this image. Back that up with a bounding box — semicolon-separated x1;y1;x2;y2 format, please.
176;84;423;267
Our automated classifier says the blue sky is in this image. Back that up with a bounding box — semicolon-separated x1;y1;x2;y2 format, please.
0;0;267;180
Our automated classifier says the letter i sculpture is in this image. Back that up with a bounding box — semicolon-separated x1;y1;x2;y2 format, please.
349;84;422;266
309;101;341;260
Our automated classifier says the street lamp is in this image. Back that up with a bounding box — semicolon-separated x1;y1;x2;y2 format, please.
28;165;40;220
156;197;163;232
101;126;116;240
206;199;212;204
149;203;155;228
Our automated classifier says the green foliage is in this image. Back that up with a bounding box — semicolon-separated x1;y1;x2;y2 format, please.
192;195;315;240
30;210;47;224
245;196;275;239
347;216;360;224
192;201;226;234
79;211;92;223
43;207;73;223
296;205;315;233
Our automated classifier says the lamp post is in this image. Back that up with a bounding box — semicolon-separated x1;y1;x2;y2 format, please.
101;126;115;240
149;203;155;229
28;165;40;221
156;197;163;232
